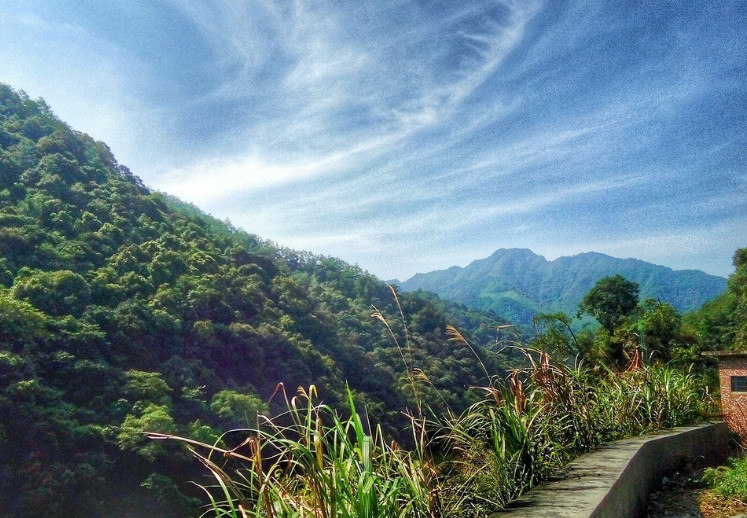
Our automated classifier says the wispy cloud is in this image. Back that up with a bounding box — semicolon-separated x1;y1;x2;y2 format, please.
0;0;743;279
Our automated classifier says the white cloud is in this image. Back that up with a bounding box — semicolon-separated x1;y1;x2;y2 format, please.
1;0;743;281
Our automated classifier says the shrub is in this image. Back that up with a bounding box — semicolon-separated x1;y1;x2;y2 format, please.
703;456;747;501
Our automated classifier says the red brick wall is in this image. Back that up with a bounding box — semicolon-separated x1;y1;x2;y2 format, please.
717;355;747;441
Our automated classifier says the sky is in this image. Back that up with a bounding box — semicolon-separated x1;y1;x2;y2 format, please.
1;1;745;280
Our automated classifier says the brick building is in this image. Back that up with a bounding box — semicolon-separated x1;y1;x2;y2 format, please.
708;351;747;441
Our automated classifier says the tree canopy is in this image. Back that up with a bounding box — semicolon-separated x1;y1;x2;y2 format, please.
578;274;640;333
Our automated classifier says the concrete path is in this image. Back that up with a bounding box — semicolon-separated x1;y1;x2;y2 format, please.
500;423;730;518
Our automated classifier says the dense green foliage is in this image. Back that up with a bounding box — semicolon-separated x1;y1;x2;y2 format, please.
172;262;738;518
171;261;743;518
434;357;712;516
687;249;747;353
702;455;747;501
399;248;727;328
531;275;719;371
163;354;713;518
0;84;510;517
577;274;639;333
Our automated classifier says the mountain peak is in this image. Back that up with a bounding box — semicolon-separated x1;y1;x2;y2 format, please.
488;248;542;259
400;248;727;326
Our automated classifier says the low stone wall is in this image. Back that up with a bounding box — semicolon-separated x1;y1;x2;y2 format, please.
501;422;731;518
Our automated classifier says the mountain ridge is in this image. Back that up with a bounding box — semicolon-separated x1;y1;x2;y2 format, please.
399;248;727;327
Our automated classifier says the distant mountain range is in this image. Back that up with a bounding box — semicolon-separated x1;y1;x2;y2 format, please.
398;249;728;327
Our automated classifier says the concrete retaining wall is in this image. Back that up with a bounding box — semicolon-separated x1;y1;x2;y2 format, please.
502;422;731;518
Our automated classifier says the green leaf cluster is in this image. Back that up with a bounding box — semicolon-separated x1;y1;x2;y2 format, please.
533;274;723;372
687;248;747;352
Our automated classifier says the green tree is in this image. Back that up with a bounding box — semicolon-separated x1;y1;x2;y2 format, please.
578;274;639;334
124;370;172;407
0;288;50;351
118;404;178;461
531;312;596;363
210;389;268;427
638;298;681;363
12;269;91;317
731;248;747;350
687;248;747;354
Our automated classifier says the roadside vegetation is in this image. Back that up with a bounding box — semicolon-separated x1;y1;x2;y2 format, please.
703;455;747;502
160;281;721;518
158;351;713;518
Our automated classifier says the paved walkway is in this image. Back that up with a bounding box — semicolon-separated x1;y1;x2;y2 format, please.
501;423;730;518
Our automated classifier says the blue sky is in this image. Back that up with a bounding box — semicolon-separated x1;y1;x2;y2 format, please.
1;1;744;280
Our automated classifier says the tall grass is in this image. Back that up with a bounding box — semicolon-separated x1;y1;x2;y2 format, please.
154;302;715;517
432;350;715;516
150;384;441;518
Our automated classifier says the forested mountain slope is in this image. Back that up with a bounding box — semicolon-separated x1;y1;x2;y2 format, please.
399;248;727;327
0;84;510;517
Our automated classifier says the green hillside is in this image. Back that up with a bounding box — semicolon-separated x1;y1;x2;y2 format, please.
0;84;511;517
400;248;727;327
